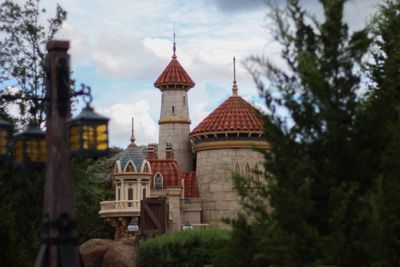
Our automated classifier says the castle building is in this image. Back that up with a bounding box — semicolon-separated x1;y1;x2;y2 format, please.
99;41;267;237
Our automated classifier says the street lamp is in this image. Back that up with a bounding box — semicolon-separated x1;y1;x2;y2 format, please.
0;118;12;161
67;101;109;158
0;40;110;267
13;122;46;169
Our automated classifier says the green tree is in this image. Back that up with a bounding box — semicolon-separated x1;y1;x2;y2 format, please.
72;152;120;243
220;0;374;266
364;1;400;265
0;0;66;126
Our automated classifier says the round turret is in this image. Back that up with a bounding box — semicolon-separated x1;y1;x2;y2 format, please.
189;57;268;226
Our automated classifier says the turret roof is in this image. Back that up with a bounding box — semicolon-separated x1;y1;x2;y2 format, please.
154;42;194;89
190;95;263;135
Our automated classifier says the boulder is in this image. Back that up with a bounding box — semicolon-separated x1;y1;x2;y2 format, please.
80;237;137;267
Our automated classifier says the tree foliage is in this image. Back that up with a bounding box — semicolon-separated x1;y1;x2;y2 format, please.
364;1;400;265
218;0;399;266
0;0;66;127
0;148;119;266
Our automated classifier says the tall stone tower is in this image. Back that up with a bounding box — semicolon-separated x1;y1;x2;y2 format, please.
154;39;195;172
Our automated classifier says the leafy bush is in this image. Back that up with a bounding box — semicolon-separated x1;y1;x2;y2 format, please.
136;228;230;267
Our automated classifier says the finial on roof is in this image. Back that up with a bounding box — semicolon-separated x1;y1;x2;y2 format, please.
129;117;136;147
172;22;177;58
232;56;238;96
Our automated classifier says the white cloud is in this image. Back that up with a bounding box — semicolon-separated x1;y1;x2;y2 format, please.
89;34;165;79
99;100;158;148
44;0;382;149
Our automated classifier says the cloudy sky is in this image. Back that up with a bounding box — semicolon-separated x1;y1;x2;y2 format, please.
29;0;381;147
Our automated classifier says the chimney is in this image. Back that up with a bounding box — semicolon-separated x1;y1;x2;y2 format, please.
147;143;157;159
165;143;174;159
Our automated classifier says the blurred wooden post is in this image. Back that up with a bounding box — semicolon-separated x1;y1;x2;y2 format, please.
35;40;80;267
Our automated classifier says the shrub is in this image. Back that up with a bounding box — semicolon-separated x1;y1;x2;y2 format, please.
136;228;230;267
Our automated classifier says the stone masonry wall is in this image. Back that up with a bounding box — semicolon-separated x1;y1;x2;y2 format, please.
158;89;193;172
196;148;264;226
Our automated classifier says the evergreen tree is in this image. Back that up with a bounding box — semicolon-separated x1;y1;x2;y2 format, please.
365;1;400;265
220;0;374;266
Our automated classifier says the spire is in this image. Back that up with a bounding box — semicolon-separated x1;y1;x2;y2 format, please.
129;117;136;147
232;56;238;96
172;22;177;58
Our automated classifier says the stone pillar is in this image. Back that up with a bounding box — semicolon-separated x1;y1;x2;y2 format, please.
166;187;183;231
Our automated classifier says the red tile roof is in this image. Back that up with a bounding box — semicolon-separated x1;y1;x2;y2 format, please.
154;56;195;89
190;95;263;135
184;172;199;198
149;159;199;198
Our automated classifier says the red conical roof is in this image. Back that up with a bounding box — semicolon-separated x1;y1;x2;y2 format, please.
154;55;194;89
190;95;263;135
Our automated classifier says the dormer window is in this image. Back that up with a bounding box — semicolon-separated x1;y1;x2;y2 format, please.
154;172;163;190
142;161;151;173
114;163;119;173
125;161;136;172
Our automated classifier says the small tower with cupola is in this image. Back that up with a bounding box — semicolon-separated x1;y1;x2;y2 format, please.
99;119;152;240
154;35;194;172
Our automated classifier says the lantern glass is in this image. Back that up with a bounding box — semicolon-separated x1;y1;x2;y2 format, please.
0;118;12;160
67;105;109;158
14;140;23;164
13;124;46;169
0;130;8;156
69;125;80;152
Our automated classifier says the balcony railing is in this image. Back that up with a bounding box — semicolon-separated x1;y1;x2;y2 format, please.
99;200;140;217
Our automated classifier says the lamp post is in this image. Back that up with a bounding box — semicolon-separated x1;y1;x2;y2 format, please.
0;40;109;266
34;40;80;267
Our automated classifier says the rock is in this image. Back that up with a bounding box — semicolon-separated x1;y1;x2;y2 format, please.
80;239;114;267
102;237;137;267
80;237;137;267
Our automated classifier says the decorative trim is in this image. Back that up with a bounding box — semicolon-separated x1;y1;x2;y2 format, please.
159;118;191;124
194;140;270;152
190;130;263;140
114;173;152;177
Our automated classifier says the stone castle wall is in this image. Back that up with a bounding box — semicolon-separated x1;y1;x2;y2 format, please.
196;147;265;226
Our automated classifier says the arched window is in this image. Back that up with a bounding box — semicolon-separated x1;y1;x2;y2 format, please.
245;162;251;177
154;172;163;190
183;96;186;105
172;106;175;114
125;161;136;173
234;162;240;174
